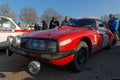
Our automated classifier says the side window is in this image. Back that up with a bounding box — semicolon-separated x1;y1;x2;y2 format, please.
0;17;16;30
96;20;107;31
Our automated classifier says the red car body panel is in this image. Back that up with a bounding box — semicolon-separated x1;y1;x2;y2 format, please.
23;26;97;52
51;54;75;66
14;29;33;32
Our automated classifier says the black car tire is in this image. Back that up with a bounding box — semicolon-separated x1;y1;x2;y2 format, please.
70;41;89;72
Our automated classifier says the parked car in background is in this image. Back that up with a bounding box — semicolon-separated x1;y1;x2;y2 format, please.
7;18;114;74
0;16;33;50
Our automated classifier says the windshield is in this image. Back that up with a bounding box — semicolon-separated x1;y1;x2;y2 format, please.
65;19;95;28
0;17;16;30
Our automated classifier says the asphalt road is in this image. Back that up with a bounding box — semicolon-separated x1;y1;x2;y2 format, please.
0;42;120;80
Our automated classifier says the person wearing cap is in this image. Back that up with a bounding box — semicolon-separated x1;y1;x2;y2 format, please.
108;14;119;44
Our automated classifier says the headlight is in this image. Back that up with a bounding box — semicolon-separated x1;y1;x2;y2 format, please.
39;40;46;49
25;39;58;53
12;36;21;48
47;40;57;52
7;36;14;45
28;40;46;50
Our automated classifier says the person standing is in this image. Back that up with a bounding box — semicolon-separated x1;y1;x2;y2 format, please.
118;21;120;35
18;23;21;27
61;16;70;26
108;14;119;44
34;23;41;31
41;20;48;30
49;17;59;29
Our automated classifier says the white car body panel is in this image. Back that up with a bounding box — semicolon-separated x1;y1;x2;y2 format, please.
0;16;32;49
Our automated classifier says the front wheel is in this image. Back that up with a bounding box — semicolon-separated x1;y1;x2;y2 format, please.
70;41;89;72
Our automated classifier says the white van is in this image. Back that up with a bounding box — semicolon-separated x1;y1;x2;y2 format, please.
0;16;33;50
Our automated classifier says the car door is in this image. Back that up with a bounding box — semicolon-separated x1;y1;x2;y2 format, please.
96;20;108;50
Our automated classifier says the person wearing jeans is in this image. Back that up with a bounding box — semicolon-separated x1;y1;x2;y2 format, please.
108;14;119;44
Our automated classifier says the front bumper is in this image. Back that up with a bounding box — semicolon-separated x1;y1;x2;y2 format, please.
9;46;75;65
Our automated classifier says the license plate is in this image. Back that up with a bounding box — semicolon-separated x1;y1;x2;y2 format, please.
11;47;27;55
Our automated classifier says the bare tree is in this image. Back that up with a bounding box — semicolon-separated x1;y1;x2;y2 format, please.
40;8;63;25
101;13;120;22
19;6;38;25
0;4;16;21
115;14;120;20
100;14;109;22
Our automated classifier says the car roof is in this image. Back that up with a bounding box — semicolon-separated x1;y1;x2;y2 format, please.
0;16;13;20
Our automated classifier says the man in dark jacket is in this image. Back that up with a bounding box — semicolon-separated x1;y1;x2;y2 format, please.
49;17;59;29
108;14;119;44
41;20;48;30
61;16;70;26
118;21;120;34
34;23;41;31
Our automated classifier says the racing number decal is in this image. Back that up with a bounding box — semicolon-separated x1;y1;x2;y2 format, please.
93;35;98;45
103;33;108;47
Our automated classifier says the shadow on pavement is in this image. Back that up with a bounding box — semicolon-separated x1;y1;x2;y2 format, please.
0;54;29;72
0;73;6;78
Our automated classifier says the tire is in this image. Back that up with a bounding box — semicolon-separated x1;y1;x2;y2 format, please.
70;41;89;72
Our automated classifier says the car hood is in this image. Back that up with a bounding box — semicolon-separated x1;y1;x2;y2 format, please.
23;26;91;39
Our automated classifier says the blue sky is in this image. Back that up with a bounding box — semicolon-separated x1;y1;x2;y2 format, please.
0;0;120;18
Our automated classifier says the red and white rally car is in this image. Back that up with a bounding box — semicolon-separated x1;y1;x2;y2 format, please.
7;18;114;74
0;16;33;50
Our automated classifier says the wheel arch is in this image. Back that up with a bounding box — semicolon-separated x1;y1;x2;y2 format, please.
76;37;92;56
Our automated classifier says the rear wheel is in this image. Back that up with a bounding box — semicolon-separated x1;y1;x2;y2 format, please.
70;41;89;72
